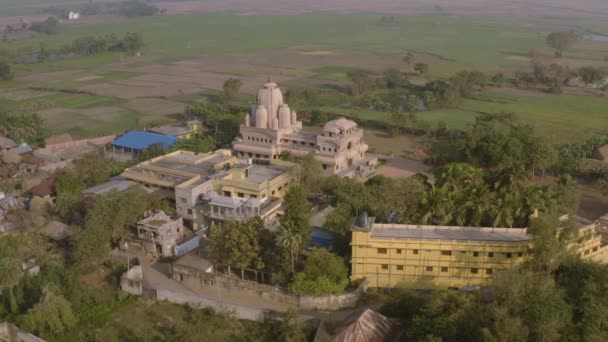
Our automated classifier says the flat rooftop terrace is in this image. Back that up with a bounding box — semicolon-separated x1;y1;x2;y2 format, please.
244;164;287;184
370;224;531;243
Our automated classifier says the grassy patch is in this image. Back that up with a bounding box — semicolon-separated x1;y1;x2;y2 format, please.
321;91;608;143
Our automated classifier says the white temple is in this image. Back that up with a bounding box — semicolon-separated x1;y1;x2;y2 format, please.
233;81;377;178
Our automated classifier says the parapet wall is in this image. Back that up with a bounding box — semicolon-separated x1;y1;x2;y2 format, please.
37;135;115;154
172;263;368;311
156;289;267;321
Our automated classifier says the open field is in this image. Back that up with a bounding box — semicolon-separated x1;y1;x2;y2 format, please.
0;13;561;74
3;0;608;18
0;11;606;142
320;89;608;144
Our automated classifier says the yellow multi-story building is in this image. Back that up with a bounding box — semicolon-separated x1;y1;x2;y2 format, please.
351;214;608;289
568;216;608;263
122;149;295;230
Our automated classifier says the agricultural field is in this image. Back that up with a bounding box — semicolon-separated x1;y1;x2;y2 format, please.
0;10;607;144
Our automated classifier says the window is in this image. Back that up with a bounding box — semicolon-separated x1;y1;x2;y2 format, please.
473;251;479;257
441;267;448;272
187;209;192;215
585;250;590;255
237;192;244;198
471;268;479;274
396;265;404;271
441;251;452;256
486;268;493;275
381;264;388;270
593;246;598;252
377;248;387;254
251;195;257;199
488;252;494;257
426;266;433;272
180;198;187;204
505;253;512;258
396;249;402;254
322;164;327;170
413;249;419;255
517;252;523;257
223;191;231;197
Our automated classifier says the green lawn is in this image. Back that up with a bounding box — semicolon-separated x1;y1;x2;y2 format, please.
321;91;608;143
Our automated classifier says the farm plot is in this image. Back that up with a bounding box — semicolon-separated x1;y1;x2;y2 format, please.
38;106;136;138
0;89;57;101
125;98;186;117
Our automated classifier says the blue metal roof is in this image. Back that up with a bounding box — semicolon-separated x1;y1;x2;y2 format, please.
111;131;178;151
311;227;334;246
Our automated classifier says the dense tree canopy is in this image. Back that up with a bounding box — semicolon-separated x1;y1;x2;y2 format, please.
29;17;60;35
184;103;246;145
0;111;49;147
288;248;348;296
20;288;77;338
208;218;276;270
222;78;242;103
546;31;578;53
0;59;13;80
579;66;606;87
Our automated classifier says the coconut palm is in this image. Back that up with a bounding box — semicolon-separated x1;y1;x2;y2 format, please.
0;257;22;313
279;225;303;274
420;186;454;225
464;184;495;226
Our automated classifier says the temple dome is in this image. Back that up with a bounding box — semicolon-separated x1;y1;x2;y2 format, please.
255;105;268;129
278;104;291;129
257;81;284;122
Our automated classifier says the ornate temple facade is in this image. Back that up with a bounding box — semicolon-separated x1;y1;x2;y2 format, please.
233;81;377;178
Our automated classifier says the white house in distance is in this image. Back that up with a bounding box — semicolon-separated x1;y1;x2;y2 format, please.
68;12;80;20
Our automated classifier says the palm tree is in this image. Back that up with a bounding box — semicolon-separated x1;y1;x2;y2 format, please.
279;226;302;274
0;258;22;314
464;184;494;226
420;186;453;225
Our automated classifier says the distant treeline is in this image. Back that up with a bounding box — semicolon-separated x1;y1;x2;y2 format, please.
4;32;144;64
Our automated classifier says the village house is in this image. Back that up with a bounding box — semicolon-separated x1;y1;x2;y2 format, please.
137;211;184;258
233;81;377;178
0;136;17;152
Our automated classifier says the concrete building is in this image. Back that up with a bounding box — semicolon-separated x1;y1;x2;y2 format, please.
570;215;608;263
233;81;377;178
351;213;608;289
351;214;532;288
148;121;203;139
122;150;295;230
137;211;184;258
